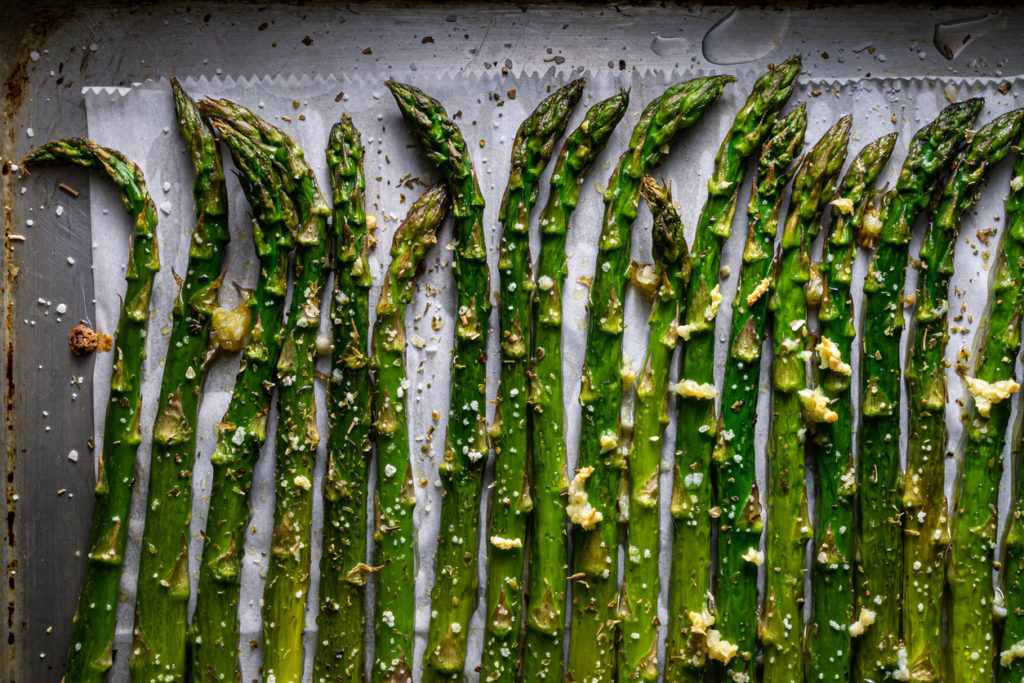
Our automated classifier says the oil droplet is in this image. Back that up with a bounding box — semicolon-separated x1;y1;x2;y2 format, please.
933;12;1006;60
650;34;690;58
702;8;790;65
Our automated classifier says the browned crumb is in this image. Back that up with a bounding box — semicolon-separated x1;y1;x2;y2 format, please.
69;324;98;355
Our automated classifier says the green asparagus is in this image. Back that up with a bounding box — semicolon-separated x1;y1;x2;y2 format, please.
371;184;449;683
480;79;584;683
617;177;690;681
23;139;159;683
761;116;851;682
854;98;983;682
385;81;489;681
665;57;802;683
522;91;628;682
941;109;1024;683
565;74;734;682
127;78;230;683
806;132;896;683
190;101;296;683
1002;410;1024;674
314;114;372;683
712;104;807;681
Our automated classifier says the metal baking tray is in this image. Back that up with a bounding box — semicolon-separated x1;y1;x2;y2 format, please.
4;3;1024;681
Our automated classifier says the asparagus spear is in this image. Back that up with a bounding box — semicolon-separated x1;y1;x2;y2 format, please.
22;139;159;683
998;139;1024;680
942;109;1024;683
480;79;584;683
384;81;489;681
565;74;734;682
617;177;691;681
371;184;449;683
314;114;372;683
761;117;851;682
189;102;296;683
665;57;802;682
522;91;628;681
805;132;896;683
712;104;807;681
125;79;230;683
854;98;983;681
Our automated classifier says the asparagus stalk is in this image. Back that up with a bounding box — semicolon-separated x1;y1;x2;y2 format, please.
761;117;851;682
480;79;584;683
665;57;802;682
522;91;628;681
189;102;296;683
998;139;1024;680
314;114;372;683
371;184;449;683
22;139;159;683
565;74;734;682
384;81;489;681
854;98;983;681
125;79;229;683
805;132;896;683
942;109;1024;683
712;104;807;681
617;177;691;681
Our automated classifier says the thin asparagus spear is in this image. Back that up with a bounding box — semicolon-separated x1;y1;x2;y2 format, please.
761;117;851;682
384;80;490;681
942;109;1024;683
370;183;449;683
665;57;802;683
480;79;584;683
854;98;983;682
189;103;296;683
998;138;1024;679
314;114;372;683
522;91;628;681
126;79;229;683
617;177;691;681
22;139;159;683
805;132;896;683
712;105;807;681
565;74;734;682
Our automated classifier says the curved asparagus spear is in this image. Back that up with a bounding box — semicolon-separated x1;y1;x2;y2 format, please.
805;132;896;683
712;105;807;681
371;184;449;683
665;57;801;682
189;103;296;683
617;177;690;681
522;91;628;681
761;116;851;682
942;109;1024;683
22;139;158;683
480;79;584;682
566;74;734;682
385;80;489;681
854;98;983;681
998;140;1024;680
314;114;372;683
126;78;229;683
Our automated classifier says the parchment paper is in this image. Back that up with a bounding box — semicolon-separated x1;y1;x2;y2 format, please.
82;70;1024;681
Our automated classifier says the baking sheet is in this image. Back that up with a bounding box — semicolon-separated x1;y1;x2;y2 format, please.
74;69;1024;682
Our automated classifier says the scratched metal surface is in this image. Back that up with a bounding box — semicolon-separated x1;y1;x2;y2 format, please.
2;2;1023;681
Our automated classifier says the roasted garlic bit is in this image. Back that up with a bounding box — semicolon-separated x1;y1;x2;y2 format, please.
209;301;252;352
69;323;111;355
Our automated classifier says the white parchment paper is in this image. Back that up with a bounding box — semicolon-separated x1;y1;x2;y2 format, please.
82;71;1024;681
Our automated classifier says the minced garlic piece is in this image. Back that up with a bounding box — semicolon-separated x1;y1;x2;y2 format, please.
210;301;252;352
741;547;764;566
293;475;311;490
747;277;771;306
620;350;637;387
490;535;522;550
1012;175;1024;193
677;322;698;341
707;629;739;664
830;197;854;214
965;376;1020;418
799;387;839;423
817;336;852;376
1001;640;1024;667
600;430;619;453
567;467;603;530
676;379;718;400
706;284;722;320
849;608;876;637
687;609;715;635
